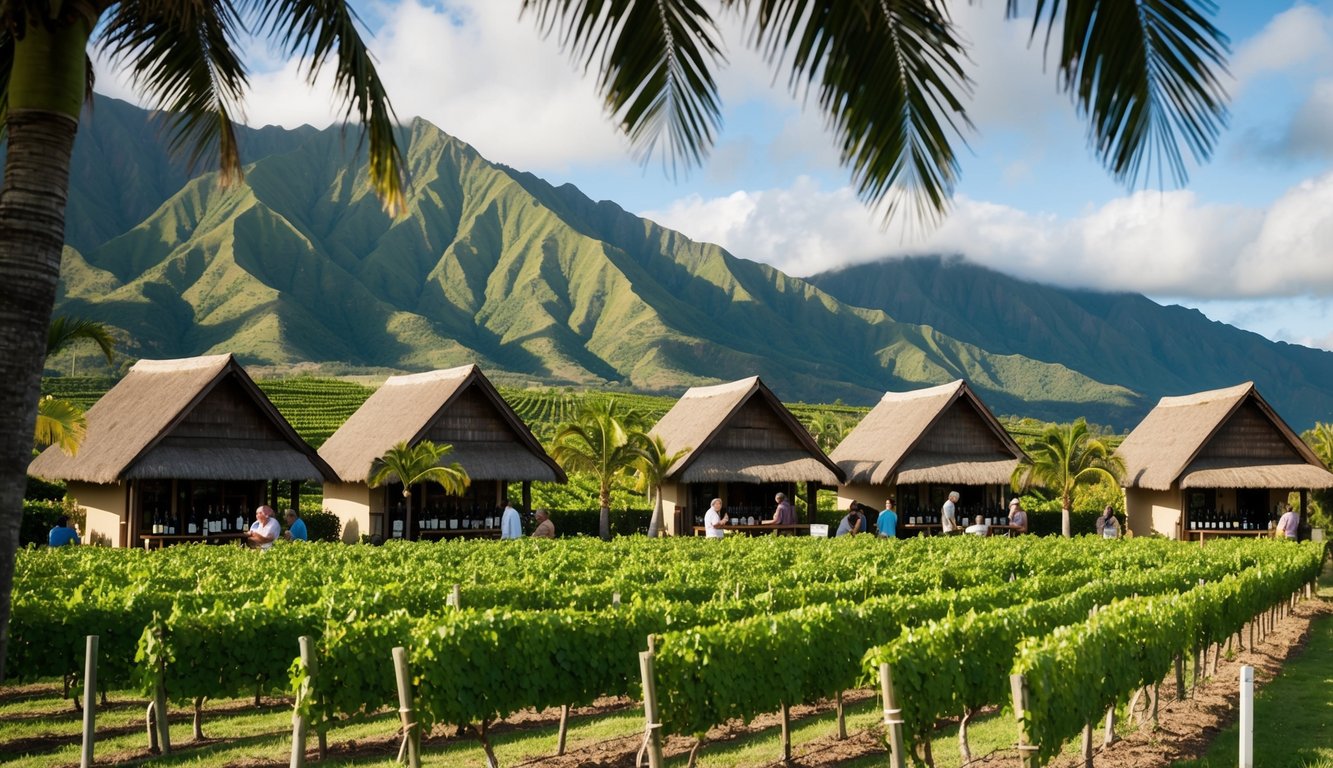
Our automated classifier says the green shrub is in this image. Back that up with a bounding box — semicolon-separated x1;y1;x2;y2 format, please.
303;510;341;543
541;508;652;537
22;498;86;547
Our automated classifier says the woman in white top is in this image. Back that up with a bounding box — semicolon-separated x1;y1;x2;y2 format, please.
703;498;729;539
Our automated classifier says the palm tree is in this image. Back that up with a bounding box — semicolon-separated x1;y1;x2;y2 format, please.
1306;423;1333;469
34;316;115;455
0;0;1232;679
1011;419;1125;538
47;316;116;369
552;399;643;541
805;412;851;454
0;0;405;680
633;434;690;538
369;440;470;537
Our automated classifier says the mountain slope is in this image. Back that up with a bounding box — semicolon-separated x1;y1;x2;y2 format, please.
808;256;1333;429
54;99;1137;422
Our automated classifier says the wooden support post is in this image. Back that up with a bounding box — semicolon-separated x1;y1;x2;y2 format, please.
880;664;906;768
193;697;205;741
392;647;420;768
1152;683;1160;727
1193;645;1202;692
80;635;97;768
1010;674;1034;768
448;584;461;610
639;649;664;768
779;702;792;764
1175;654;1186;701
557;705;570;756
835;690;846;741
291;636;314;768
1104;704;1116;746
1081;721;1093;767
146;701;159;753
153;640;171;755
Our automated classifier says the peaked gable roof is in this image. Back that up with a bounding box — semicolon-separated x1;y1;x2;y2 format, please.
830;380;1026;486
1117;382;1333;490
29;354;332;484
650;377;843;484
318;364;564;483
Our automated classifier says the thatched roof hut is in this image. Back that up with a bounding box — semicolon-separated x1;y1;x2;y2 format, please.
650;377;843;485
831;380;1025;487
1117;382;1333;491
29;354;330;483
319;365;564;483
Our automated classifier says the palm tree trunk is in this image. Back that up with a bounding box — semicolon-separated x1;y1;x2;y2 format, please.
599;482;612;541
648;490;664;538
1062;491;1073;538
0;15;93;679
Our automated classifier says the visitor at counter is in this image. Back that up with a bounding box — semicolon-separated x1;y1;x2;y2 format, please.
283;509;308;541
876;498;897;539
835;501;863;537
941;491;960;534
48;515;80;547
1008;498;1028;534
246;505;281;551
1096;505;1121;539
766;492;796;526
964;515;988;536
500;499;523;540
532;508;556;539
1275;504;1299;540
704;498;728;539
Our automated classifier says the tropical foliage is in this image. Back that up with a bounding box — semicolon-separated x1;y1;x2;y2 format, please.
632;434;690;538
368;440;470;515
551;400;646;540
1011;419;1125;537
34;317;116;456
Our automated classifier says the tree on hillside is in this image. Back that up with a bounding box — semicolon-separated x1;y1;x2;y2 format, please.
369;440;470;536
0;0;1232;677
552;400;644;540
1302;423;1333;529
634;433;690;538
1011;419;1125;538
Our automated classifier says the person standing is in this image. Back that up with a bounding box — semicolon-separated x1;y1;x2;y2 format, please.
766;492;796;526
283;509;308;541
1275;504;1300;540
48;515;80;547
246;505;281;551
941;491;960;534
500;499;523;540
1007;498;1028;535
532;509;556;539
876;499;898;539
704;498;729;539
1096;505;1121;539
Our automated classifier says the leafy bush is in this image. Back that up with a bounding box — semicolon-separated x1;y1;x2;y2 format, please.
22;497;86;546
303;510;342;543
541;508;653;537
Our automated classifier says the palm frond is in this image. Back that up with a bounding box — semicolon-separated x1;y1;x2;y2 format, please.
97;0;250;182
747;0;971;225
35;396;87;456
256;0;407;214
522;0;726;177
47;315;116;362
1021;0;1229;187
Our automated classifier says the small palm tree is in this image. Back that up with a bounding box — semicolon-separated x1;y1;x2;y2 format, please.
552;400;643;541
369;440;470;534
1011;419;1124;538
47;316;116;367
33;396;86;457
1307;423;1333;469
634;434;690;538
805;412;851;454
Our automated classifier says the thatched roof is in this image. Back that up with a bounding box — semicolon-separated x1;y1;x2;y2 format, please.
830;380;1026;486
318;365;564;483
650;377;843;485
28;354;332;484
1117;382;1333;491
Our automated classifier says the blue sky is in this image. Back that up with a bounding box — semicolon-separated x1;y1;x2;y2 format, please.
93;1;1333;351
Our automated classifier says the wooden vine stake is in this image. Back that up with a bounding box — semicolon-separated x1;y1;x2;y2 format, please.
1080;721;1093;767
290;635;315;768
448;584;461;610
1103;703;1116;747
779;702;792;764
80;635;97;768
835;690;847;740
153;626;171;755
392;647;420;768
638;647;664;768
557;705;570;756
1009;674;1035;768
880;663;906;768
145;702;158;753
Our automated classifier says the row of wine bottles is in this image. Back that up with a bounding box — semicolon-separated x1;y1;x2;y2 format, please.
1188;508;1276;531
388;503;507;537
147;507;248;536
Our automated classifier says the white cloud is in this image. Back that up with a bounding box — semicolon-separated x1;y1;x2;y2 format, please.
643;171;1333;302
1232;5;1333;87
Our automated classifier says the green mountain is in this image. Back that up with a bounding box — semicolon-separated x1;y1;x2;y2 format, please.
48;96;1330;429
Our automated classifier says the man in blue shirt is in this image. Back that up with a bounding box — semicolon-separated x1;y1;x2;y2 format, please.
876;498;898;539
49;515;80;547
283;509;308;541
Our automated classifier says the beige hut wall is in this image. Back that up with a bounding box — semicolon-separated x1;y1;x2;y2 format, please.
1126;486;1181;539
66;481;127;547
661;481;685;536
323;482;374;544
837;483;890;511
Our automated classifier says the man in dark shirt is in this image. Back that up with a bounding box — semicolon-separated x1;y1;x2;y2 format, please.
766;492;796;526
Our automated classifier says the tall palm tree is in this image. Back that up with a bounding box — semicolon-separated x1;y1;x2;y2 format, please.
552;399;643;541
1306;422;1333;469
633;433;690;538
369;440;470;537
1011;419;1125;538
805;412;851;454
0;0;405;680
0;0;1233;678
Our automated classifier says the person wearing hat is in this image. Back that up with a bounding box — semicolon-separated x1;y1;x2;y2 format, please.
531;509;556;539
1007;498;1027;534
